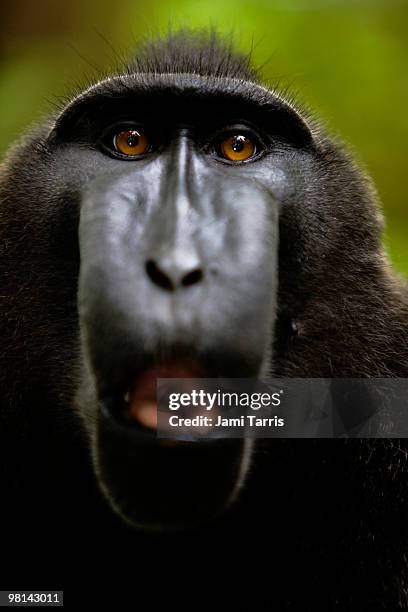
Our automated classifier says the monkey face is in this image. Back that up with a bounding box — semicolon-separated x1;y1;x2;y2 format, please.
0;66;383;531
44;74;341;529
73;84;284;528
45;74;304;528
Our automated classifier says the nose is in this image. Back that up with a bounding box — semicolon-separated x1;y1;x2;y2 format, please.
145;250;204;291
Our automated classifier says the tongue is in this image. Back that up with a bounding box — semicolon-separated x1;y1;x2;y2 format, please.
128;364;204;429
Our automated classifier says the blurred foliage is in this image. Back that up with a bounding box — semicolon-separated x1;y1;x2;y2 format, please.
0;0;407;272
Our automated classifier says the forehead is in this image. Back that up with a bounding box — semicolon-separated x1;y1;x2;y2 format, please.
56;73;296;127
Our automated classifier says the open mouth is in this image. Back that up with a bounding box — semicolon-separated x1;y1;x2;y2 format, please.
91;348;260;529
98;346;261;438
100;357;211;435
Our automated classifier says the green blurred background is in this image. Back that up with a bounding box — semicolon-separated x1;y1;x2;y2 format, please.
1;0;407;273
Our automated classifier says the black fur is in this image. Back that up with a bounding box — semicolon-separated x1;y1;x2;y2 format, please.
127;29;259;80
1;31;408;608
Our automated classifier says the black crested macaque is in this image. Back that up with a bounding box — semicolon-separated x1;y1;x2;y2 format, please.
0;31;407;608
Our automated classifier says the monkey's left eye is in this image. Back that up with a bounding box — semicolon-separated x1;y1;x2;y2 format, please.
113;129;150;157
219;134;257;162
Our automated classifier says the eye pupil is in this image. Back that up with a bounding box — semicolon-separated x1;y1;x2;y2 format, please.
231;135;246;152
126;133;139;147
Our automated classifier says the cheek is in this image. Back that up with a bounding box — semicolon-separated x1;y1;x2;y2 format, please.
248;160;296;204
52;148;119;194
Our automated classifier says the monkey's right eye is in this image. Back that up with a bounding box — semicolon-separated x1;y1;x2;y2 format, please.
112;129;150;157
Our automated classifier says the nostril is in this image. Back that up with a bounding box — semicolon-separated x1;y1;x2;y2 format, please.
182;268;203;287
145;254;205;290
145;260;174;291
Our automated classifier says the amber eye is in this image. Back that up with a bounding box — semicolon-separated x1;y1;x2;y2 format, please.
113;129;149;157
219;134;256;162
